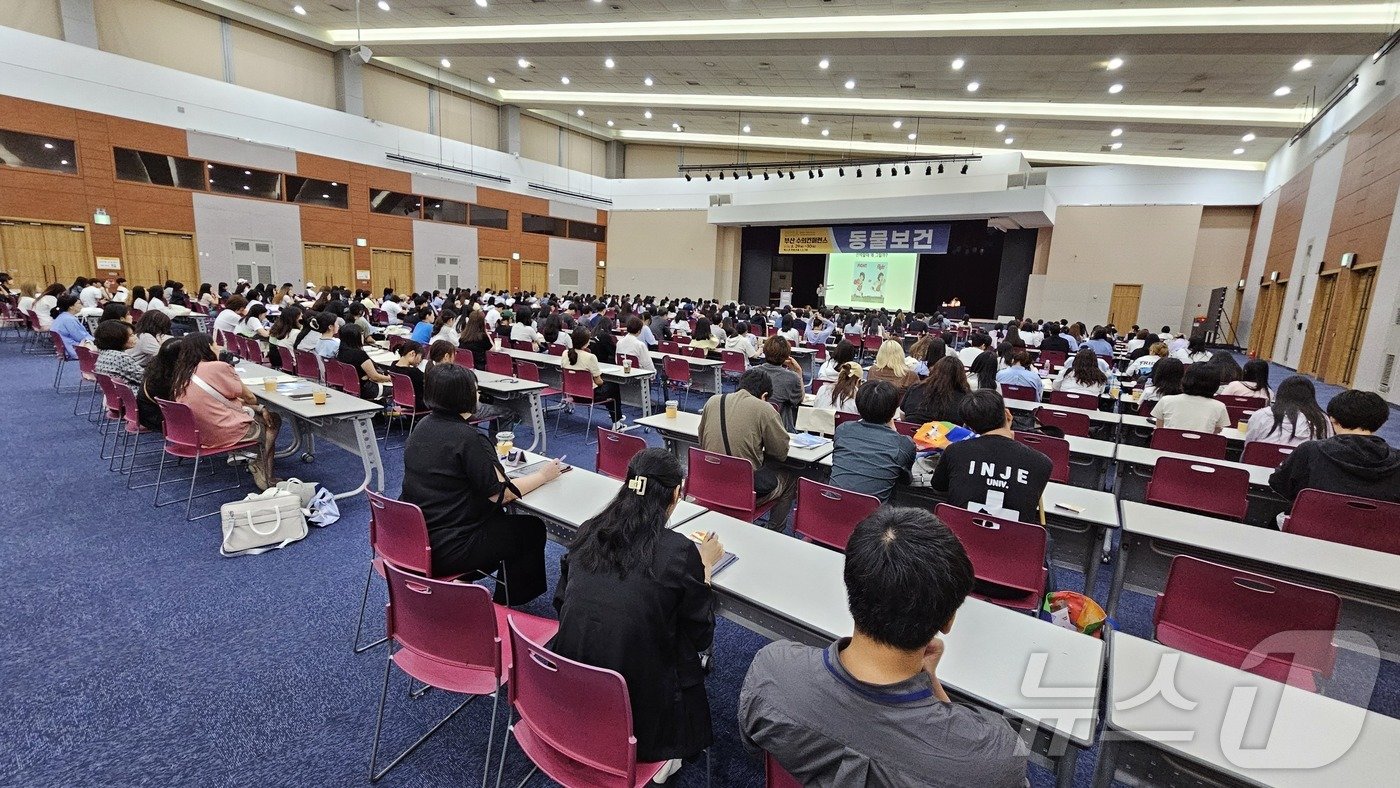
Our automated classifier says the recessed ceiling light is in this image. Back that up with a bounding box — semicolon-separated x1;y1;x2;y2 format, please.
643;76;654;86
440;58;451;68
60;159;68;164
42;142;53;149
908;133;917;140
604;57;615;69
844;79;856;90
892;120;902;129
818;58;829;70
377;0;389;10
331;182;337;186
671;122;680;130
1233;147;1246;154
1111;142;1123;150
1004;137;1014;144
820;128;830;136
1242;132;1256;141
951;58;965;70
517;58;530;68
994;123;1006;132
966;81;979;92
475;0;487;6
704;62;716;67
1108;83;1123;94
1110;127;1123;137
560;75;570;84
800;115;810;125
243;170;251;175
487;75;496;84
1274;86;1291;96
742;124;751;133
321;193;330;199
606;119;614;127
1292;58;1312;71
644;110;652;119
293;4;306;14
1107;57;1124;70
243;185;251;190
576;108;585;116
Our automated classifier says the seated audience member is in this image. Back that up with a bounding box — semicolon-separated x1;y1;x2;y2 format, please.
931;390;1054;523
901;356;972;425
968;350;999;391
1038;326;1071;355
98;302;129;325
170;332;281;489
381;294;405;325
509;306;541;350
689;317;720;351
912;337;950;377
348;302;374;338
830;381;917;502
814;361;862;414
698;369;797;530
426;339;457;369
589;321;617;365
1151;365;1229;433
1245;375;1331;447
457;310;496;370
725;321;762;359
866;340;919;393
1269;389;1400;504
234;302;271;355
408;307;436;345
562;326;626;430
956;332;991;366
211;295;247;340
51;295;93;359
399;363;564;605
551;448;720;779
1124;329;1151;356
816;339;857;381
740;507;1028;787
1085;329;1114;358
1171;335;1212;364
1204;351;1243;389
137;336;182;431
336;325;393;400
314;314;341;359
1140;357;1184;402
1053;348;1109;397
1220;358;1272;402
994;348;1043;401
754;336;805;431
389;340;426;410
804;314;834;346
1125;342;1168;378
616;316;656;372
129;309;173;367
93;319;146;387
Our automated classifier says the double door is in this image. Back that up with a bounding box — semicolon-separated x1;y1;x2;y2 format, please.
302;244;355;290
371;249;413;295
0;219;93;286
121;229;199;289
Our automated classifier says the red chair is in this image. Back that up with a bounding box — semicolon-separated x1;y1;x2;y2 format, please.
275;344;297;375
73;344;100;418
544;343;566;357
1048;390;1098;411
93;373;127;464
1136;398;1156;417
686;446;777;523
1014;431;1070;484
936;504;1048;614
354;491;443;653
1150;427;1228;460
680;345;707;359
861;334;882;360
514;361;563;406
658;340;679;355
619;353;643;372
371;308;389;326
663;356;694;410
556;368;614;443
499;615;688;788
843;332;861;348
892;420;921;438
1216;394;1265;426
1153;555;1339;690
485;350;514;376
1146;457;1250;521
112;382;158;487
370;562;559;783
1283;490;1400;555
1240;441;1295;468
792;478;881;551
595;427;646;480
242;337;266;365
295;349;323;383
1038;349;1067;369
322;359;353;393
382;371;431;442
765;752;803;788
1033;407;1090;438
510;339;533;352
151;398;258;521
387;334;405;352
1000;383;1039;402
834;410;860;429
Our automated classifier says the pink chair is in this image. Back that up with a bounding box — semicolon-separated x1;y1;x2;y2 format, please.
242;337;266;365
1283;490;1400;555
1146;457;1249;521
1000;383;1039;402
275;344;297;375
936;504;1048;614
382;371;430;442
619;353;643;372
370;562;559;783
1038;349;1067;369
686;446;777;524
1033;407;1091;438
152;398;258;521
1153;555;1339;690
371;308;389;326
1241;441;1294;468
486;350;515;376
93;373;127;464
514;361;562;404
1013;431;1071;484
663;356;694;410
544;343;566;357
861;334;882;361
556;368;614;443
1217;394;1265;425
510;339;533;352
73;344;101;418
323;359;354;393
112;381;158;487
1150;427;1228;460
499;615;692;788
1136;398;1156;417
658;340;680;355
792;478;881;551
295;349;323;383
1048;390;1098;411
595;427;647;481
765;752;803;788
680;345;707;359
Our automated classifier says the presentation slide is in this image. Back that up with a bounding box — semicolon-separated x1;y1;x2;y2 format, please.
823;252;919;312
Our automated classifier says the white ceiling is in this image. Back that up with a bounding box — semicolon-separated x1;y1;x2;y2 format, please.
194;0;1399;170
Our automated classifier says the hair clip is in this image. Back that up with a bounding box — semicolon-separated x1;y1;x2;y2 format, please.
626;476;648;496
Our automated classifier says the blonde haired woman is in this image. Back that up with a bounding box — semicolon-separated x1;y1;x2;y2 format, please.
865;339;918;393
1125;341;1168;378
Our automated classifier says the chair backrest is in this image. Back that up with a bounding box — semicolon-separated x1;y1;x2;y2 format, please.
243;339;265;364
154;397;203;449
619;353;642;370
663;356;691;383
322;359;352;392
792;478;881;550
372;308;389;325
1154;555;1339;686
1033;407;1090;438
383;562;501;680
387;333;405;351
75;344;98;375
685;446;758;520
295;349;321;382
834;410;859;429
1240;441;1294;469
1048;390;1097;411
275;344;296;374
1150;427;1228;460
936;503;1047;612
485;351;514;376
1137;398;1156;417
892;420;921;438
595;427;647;480
843;332;861;347
49;331;66;359
515;361;546;385
94;372;124;416
719;349;748;373
560;367;597;399
765;753;803;788
1038;350;1067;369
387;371;419;410
682;345;708;359
1284;489;1400;555
658;340;679;355
367;490;435;575
1146;457;1250;521
862;335;882;351
1013;431;1071;483
114;381;144;432
545;343;566;357
510;339;532;351
1000;383;1039;402
506;616;640;785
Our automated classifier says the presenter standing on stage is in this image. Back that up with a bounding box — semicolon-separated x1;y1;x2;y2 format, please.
815;283;826;309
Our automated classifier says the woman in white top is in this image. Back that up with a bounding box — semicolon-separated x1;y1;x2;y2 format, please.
430;309;461;347
814;361;862;414
816;340;858;382
33;284;63;329
561;327;625;429
128;310;173;367
1151;365;1230;433
1139;358;1184;403
1244;376;1331;447
1218;359;1271;402
509;307;542;349
14;282;36;315
1125;342;1169;378
1053;348;1109;397
1171;336;1212;364
235;303;272;354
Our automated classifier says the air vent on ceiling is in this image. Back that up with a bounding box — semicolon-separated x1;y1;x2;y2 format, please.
1181;87;1206;93
1168;146;1186;150
1101;145;1115;152
1381;354;1394;393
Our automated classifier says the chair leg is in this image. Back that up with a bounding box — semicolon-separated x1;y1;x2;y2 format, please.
352;563;387;654
369;649;479;783
481;685;500;788
152;450;168;506
184;453;202;522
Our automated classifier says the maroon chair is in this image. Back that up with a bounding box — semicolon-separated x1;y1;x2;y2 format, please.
936;504;1048;614
295;349;323;383
861;334;882;360
276;344;297;375
680;345;707;359
1136;398;1156;417
151;398;258;521
765;752;803;788
500;615;682;788
485;350;514;376
112;381;158;487
93;373;127;464
1038;349;1067;369
1048;390;1098;411
510;339;533;352
556;368;614;443
73;344;101;418
1153;555;1339;690
1146;457;1250;521
1150;427;1228;460
686;446;777;524
1240;441;1295;468
1000;383;1039;402
1013;431;1071;484
514;360;563;405
1033;407;1091;438
658;340;680;355
1283;490;1400;555
1217;394;1265;425
544;343;566;357
619;353;643;372
382;371;431;442
833;410;860;429
242;337;266;365
843;332;861;348
663;356;694;410
371;308;389;326
893;420;921;438
792;478;881;551
322;359;353;393
387;334;405;351
595;427;647;481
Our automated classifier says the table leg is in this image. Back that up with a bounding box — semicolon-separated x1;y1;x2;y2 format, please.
711;367;722;394
1106;532;1132;617
345;413;385;500
1083;524;1103;596
1053;746;1079;788
640;377;653;418
525;391;546;454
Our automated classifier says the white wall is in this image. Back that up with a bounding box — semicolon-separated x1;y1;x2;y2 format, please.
1272;142;1348;366
192;192;303;285
1358;186;1400;403
548;237;598;294
187;129;297;173
1237;190;1279;344
410;220;477;293
410;173;476;204
1045;165;1265;207
606;210;720;298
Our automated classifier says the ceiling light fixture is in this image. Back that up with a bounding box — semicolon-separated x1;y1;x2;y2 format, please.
892;120;902;129
321;193;330;199
1242;132;1256;141
61;159;69;165
1108;83;1124;94
838;167;844;176
820;128;830;136
1233;147;1245;154
487;75;496;84
925;165;932;175
907;133;917;140
440;58;451;68
377;1;390;10
763;171;770;180
960;163;968;174
42;142;54;149
1111;142;1123;150
732;170;739;180
644;110;652;118
818;168;824;177
1274;86;1291;96
717;171;724;180
742;124;751;133
876;166;882;177
995;123;1006;132
938;163;944;173
576;108;585;116
1107;57;1124;70
747;170;753;179
1292;58;1312;71
788;171;795;180
606;119;614;127
890;166;896;177
808;169;815;179
476;0;487;6
904;164;911;175
800;115;810;125
684;173;692;181
560;75;570;84
844;79;856;90
604;57;615;69
643;76;653;86
705;173;711;181
293;4;306;15
966;81;980;92
1111;127;1123;136
1005;137;1014;144
517;58;530;68
856;168;862;178
951;58;965;70
818;58;829;70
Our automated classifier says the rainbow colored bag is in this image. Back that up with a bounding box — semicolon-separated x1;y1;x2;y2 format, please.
913;421;977;452
1039;591;1110;638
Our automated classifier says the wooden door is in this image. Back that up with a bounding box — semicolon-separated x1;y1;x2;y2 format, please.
1256;281;1287;360
302;244;354;290
0;219;93;286
1106;283;1142;328
1327;266;1377;387
595;265;607;296
371;249;413;296
478;258;510;291
121;229;198;289
1299;272;1338;376
519;260;548;294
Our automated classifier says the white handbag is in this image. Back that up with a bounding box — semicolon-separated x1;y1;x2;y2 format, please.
219;488;308;557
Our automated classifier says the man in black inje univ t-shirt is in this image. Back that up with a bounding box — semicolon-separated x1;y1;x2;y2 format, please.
931;389;1053;524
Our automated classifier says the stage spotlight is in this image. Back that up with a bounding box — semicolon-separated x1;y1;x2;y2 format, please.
904;164;911;175
732;171;739;180
856;168;862;177
875;166;882;177
763;171;769;180
718;171;724;180
925;165;932;175
788;170;795;180
747;170;753;179
838;167;844;176
684;173;692;181
890;167;897;177
808;169;814;178
817;169;824;177
960;163;969;174
938;162;944;174
705;173;712;182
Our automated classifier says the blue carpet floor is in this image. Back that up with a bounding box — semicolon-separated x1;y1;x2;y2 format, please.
1;340;1395;788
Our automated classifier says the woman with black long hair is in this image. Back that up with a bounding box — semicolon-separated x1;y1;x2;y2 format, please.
1221;358;1272;402
1245;375;1330;446
551;448;722;776
561;326;625;429
1142;357;1185;402
900;355;972;424
969;350;999;391
1052;348;1108;396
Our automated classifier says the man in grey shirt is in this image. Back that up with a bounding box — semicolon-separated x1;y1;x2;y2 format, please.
829;381;917;502
752;334;806;431
739;507;1030;787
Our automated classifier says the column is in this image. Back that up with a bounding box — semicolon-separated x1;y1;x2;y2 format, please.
58;0;98;48
334;49;366;116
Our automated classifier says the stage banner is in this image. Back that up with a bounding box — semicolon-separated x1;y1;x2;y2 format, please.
779;223;950;254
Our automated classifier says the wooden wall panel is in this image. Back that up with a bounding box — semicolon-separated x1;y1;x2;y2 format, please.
1263;164;1311;280
1323;95;1400;271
